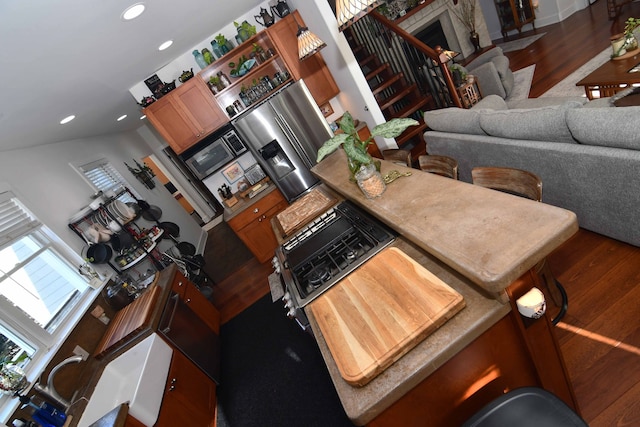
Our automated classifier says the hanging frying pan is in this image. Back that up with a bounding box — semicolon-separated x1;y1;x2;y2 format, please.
84;242;113;264
110;232;136;253
159;221;180;239
142;205;162;221
177;241;196;256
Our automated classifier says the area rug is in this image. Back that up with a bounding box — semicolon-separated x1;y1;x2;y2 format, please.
505;64;535;101
540;47;611;98
216;294;354;427
496;33;546;53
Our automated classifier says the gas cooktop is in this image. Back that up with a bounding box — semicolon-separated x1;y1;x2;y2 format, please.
276;201;397;308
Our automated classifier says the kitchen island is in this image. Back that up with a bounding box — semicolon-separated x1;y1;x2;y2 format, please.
307;150;579;426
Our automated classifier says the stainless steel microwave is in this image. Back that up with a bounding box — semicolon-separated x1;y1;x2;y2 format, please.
181;125;247;180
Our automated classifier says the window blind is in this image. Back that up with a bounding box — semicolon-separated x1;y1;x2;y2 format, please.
0;192;40;248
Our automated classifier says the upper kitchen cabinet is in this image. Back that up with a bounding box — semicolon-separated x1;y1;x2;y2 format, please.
144;78;227;154
267;11;340;106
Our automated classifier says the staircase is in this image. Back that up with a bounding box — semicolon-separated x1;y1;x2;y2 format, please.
343;13;460;162
347;35;432;161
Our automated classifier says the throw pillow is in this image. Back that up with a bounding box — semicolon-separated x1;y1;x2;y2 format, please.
423;107;485;135
479;101;583;143
566;106;640;149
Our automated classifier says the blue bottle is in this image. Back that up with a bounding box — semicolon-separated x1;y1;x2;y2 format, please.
192;50;207;70
18;395;67;427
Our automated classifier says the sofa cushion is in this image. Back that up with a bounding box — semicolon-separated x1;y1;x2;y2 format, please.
566;106;640;149
492;55;514;96
479;101;583;143
424;108;485;135
472;94;508;110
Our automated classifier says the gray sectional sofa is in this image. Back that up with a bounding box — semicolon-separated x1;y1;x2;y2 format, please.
423;94;640;247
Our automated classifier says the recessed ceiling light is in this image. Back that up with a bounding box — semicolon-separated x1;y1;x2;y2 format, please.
117;115;127;121
122;3;145;21
158;40;173;51
60;115;75;124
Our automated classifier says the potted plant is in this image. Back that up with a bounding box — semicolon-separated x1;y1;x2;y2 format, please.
0;350;29;395
624;17;640;49
317;111;418;191
215;34;233;54
449;0;479;50
234;21;257;42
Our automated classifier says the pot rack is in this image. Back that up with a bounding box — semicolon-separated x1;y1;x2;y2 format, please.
68;187;166;274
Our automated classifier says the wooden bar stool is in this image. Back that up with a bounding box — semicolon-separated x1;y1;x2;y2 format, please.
418;155;459;179
471;167;567;324
382;149;412;168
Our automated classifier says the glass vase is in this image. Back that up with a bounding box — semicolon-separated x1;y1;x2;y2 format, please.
0;364;27;395
355;163;386;199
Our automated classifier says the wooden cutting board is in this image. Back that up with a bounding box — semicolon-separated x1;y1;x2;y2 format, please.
308;247;465;387
275;187;336;237
94;285;161;359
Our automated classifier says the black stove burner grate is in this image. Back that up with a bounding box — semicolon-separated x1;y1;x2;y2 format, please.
293;227;374;297
279;200;397;307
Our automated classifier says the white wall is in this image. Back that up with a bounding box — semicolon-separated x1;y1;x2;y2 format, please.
0;131;206;278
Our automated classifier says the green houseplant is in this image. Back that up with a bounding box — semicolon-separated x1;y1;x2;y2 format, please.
317;111;418;180
234;20;257;42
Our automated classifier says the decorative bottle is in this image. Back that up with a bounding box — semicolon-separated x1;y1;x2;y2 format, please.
202;48;214;65
217;71;231;88
210;40;223;58
192;50;207;70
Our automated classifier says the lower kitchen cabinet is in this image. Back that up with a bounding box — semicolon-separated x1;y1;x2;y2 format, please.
171;270;220;333
155;349;217;426
227;188;288;263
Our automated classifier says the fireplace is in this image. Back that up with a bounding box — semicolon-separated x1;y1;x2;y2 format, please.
397;0;487;58
415;20;449;51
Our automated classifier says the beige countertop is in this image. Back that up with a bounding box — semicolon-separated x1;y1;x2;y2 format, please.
306;151;579;424
311;150;579;298
222;182;278;222
305;238;509;425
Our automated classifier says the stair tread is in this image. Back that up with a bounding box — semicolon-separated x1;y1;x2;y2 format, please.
365;63;393;81
371;73;405;95
378;84;420;111
388;97;433;119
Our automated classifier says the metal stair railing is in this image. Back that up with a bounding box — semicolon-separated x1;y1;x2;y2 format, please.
350;12;462;110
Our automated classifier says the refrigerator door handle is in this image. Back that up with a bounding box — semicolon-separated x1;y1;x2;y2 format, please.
274;112;316;169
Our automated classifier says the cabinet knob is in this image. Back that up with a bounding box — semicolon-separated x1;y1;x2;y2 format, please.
178;281;184;287
253;207;259;214
258;214;267;222
186;298;191;303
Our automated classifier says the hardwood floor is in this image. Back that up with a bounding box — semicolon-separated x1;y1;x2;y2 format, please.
210;3;640;425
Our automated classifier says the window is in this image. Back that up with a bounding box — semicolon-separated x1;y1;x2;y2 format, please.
78;159;140;203
0;191;87;364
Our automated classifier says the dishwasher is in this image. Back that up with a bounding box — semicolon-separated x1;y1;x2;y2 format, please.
158;291;221;384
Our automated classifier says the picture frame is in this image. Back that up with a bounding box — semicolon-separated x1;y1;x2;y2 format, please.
320;102;334;118
222;161;244;183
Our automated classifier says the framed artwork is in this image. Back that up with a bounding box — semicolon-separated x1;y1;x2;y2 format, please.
222;162;244;183
320;102;334;117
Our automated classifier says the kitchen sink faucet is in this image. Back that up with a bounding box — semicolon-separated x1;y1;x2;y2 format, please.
32;355;84;411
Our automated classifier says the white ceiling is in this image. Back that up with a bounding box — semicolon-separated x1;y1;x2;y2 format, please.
0;0;267;152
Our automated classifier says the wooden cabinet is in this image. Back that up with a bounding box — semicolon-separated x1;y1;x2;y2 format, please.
144;78;227;154
494;0;536;39
171;270;220;333
155;350;216;427
198;31;293;120
267;11;340;106
227;188;288;263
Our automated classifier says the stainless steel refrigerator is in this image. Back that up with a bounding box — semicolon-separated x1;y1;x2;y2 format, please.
233;80;333;202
